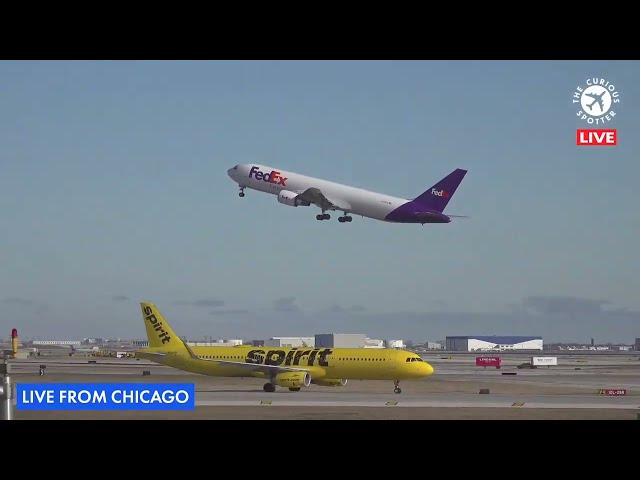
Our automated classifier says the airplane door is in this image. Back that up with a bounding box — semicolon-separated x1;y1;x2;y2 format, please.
387;354;399;376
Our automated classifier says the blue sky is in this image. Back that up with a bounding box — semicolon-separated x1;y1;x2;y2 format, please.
1;61;638;342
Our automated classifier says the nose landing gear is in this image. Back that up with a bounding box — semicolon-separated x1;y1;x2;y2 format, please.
238;186;246;197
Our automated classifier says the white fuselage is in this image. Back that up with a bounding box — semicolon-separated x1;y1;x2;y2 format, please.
227;164;409;221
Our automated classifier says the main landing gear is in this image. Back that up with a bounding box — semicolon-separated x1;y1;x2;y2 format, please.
338;212;352;223
238;186;246;198
316;211;353;222
263;382;276;392
393;379;402;394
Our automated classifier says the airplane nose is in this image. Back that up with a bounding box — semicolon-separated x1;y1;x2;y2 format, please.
422;362;434;376
228;165;242;180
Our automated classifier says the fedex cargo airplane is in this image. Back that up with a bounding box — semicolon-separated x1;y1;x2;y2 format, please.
136;302;434;393
227;164;467;224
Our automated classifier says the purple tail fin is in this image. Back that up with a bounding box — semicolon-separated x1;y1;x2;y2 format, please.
413;168;467;213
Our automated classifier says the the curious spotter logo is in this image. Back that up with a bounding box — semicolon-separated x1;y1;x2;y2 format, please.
572;77;621;125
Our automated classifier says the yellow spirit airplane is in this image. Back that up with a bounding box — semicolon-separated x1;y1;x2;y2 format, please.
135;302;434;393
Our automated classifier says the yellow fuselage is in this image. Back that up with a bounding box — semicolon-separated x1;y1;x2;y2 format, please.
137;345;434;381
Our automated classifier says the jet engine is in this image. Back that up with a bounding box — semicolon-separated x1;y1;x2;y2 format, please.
277;190;309;207
311;378;348;387
275;371;311;388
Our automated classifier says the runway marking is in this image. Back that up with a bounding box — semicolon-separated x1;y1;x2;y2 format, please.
197;400;640;410
512;402;526;407
385;401;398;406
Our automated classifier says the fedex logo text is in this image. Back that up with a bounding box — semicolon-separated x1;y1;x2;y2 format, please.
576;129;617;146
431;189;449;198
249;166;287;186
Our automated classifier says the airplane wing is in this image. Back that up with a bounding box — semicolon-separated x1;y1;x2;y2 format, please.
195;358;309;375
413;211;469;222
135;351;169;359
297;187;351;212
414;211;448;221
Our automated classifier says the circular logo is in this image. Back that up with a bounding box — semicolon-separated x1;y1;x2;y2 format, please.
579;85;612;117
572;77;621;125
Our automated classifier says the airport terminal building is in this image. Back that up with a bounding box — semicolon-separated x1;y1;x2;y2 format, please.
315;334;366;348
446;336;543;352
266;337;315;348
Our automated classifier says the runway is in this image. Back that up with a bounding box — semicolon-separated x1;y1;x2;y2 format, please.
195;392;640;410
6;353;640;419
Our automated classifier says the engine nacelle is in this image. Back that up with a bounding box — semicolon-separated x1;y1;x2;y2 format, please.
275;371;311;388
277;190;309;207
311;378;348;387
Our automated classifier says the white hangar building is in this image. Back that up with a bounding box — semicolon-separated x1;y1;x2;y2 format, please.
446;336;543;352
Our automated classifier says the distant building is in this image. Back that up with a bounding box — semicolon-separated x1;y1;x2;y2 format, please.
446;336;543;352
635;338;640;351
547;343;594;351
387;339;405;349
32;340;81;346
188;339;243;347
315;334;366;348
426;341;443;350
266;337;315;348
548;343;635;352
132;340;149;347
251;340;265;347
364;338;384;348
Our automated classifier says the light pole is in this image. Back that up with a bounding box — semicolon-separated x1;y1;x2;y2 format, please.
0;360;14;421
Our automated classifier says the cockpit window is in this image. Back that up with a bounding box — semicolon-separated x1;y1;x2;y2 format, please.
406;357;412;362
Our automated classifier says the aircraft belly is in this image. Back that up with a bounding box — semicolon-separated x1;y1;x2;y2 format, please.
347;196;403;220
312;186;403;220
353;202;397;220
248;180;278;195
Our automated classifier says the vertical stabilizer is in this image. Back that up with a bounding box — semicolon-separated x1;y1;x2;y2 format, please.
413;169;467;212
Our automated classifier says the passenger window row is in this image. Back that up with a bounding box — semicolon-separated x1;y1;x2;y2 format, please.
337;358;385;361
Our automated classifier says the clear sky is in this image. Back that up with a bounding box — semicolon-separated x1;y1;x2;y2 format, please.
1;60;638;343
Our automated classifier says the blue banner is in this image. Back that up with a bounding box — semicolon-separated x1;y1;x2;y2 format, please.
16;383;195;410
